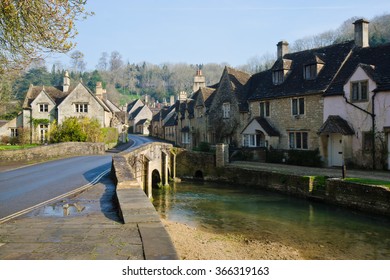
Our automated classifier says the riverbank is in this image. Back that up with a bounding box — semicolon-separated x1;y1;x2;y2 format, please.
162;218;389;260
162;219;302;260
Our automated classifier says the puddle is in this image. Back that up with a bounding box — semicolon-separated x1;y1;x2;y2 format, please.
29;199;89;217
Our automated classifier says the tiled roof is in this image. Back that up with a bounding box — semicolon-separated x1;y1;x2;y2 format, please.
136;118;148;126
128;106;143;119
240;117;280;136
226;67;252;112
325;43;390;95
23;85;71;108
318;115;355;135
249;41;355;101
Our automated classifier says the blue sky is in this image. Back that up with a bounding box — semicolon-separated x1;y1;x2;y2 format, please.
47;0;390;70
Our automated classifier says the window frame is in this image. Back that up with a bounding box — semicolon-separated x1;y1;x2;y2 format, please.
351;80;368;102
272;70;284;85
288;131;309;150
222;102;231;119
259;101;270;117
303;64;317;80
291;97;305;116
74;103;89;113
39;103;49;112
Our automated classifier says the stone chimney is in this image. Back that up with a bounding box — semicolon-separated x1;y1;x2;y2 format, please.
170;95;175;106
353;18;370;48
95;81;106;100
178;91;187;102
63;71;70;92
277;41;289;59
193;65;206;92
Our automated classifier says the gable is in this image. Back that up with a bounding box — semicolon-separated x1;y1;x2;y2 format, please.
58;83;110;112
31;90;56;107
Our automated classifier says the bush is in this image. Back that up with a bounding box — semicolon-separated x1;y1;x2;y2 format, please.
287;149;323;167
194;142;211;152
1;135;10;144
101;127;118;144
266;149;285;163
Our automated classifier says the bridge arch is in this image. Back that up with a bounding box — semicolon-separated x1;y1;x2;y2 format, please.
152;169;161;188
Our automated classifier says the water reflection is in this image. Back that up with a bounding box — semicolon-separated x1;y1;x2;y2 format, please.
153;181;390;259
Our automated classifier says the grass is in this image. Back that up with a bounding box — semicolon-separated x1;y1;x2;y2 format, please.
0;144;39;151
343;178;390;188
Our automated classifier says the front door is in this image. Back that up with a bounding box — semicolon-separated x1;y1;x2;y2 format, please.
329;133;343;166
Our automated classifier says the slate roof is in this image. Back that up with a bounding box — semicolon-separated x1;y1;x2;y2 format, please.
135;118;148;126
318;115;355;135
241;117;280;137
128;106;143;120
248;41;355;101
325;43;390;95
23;85;71;108
226;67;251;112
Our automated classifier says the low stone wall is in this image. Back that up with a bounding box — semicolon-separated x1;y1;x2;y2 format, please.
0;142;105;162
176;150;390;216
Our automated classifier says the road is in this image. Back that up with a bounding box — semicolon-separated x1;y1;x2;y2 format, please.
0;134;153;222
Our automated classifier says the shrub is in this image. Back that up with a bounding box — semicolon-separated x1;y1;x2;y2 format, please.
101;127;118;144
1;135;10;144
266;149;285;163
287;149;323;167
194;142;211;152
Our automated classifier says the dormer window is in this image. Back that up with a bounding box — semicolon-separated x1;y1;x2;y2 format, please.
304;55;324;80
304;64;317;80
272;70;284;85
271;58;292;85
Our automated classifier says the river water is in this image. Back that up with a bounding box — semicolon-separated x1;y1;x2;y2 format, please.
152;181;390;259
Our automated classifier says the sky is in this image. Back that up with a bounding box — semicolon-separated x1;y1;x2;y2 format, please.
47;0;390;70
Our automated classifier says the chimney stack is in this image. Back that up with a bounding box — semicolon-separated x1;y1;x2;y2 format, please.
193;64;206;92
63;71;70;92
353;19;370;48
277;41;289;59
95;81;106;100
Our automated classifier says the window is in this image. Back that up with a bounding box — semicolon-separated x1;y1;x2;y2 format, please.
182;132;190;144
75;103;88;113
304;64;317;80
242;133;266;147
289;131;308;149
222;102;230;119
39;104;49;112
272;70;284;85
39;124;48;142
10;128;18;138
260;101;270;117
292;98;305;116
351;81;368;102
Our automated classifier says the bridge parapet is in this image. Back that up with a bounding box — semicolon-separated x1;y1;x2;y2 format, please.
112;142;174;198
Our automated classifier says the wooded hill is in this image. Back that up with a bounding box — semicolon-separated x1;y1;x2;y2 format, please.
2;13;390;116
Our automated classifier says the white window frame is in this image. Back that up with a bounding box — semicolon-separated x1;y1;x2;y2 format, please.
222;102;230;119
10;128;18;138
75;103;88;113
39;103;49;112
182;131;190;144
39;124;49;142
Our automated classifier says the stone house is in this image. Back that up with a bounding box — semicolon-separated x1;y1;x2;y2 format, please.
21;72;124;143
244;39;355;156
127;104;153;135
208;67;251;146
320;19;390;169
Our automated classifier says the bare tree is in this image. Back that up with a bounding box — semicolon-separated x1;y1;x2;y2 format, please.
70;50;86;73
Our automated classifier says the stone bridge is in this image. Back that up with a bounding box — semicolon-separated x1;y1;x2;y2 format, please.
112;142;175;198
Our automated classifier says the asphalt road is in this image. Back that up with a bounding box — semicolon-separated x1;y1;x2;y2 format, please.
0;134;154;222
0;155;112;222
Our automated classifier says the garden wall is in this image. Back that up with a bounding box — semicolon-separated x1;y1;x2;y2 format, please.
0;142;105;162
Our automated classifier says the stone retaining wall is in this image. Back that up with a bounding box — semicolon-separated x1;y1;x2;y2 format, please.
0;142;105;162
176;150;390;216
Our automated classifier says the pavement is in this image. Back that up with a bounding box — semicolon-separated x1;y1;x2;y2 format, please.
0;140;178;260
229;161;390;181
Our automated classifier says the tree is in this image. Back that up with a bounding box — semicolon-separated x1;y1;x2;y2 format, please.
0;0;91;74
70;50;86;73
